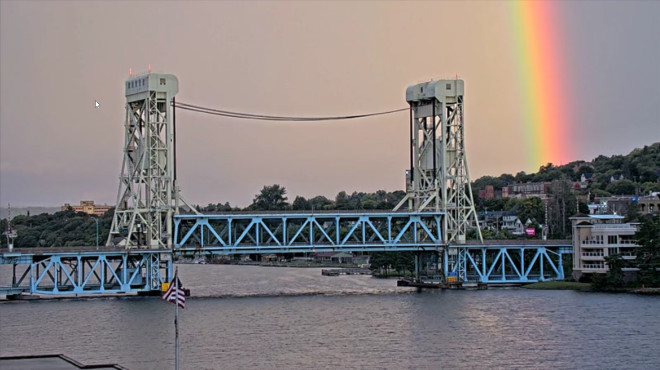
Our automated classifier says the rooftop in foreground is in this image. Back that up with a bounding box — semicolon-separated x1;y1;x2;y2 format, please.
0;354;126;369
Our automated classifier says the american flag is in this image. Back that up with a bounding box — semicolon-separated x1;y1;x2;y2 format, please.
162;273;186;309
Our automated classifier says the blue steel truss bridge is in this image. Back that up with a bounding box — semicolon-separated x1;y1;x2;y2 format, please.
0;211;571;297
1;74;573;298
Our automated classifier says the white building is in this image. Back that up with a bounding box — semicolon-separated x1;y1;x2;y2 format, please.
570;214;640;281
501;215;525;235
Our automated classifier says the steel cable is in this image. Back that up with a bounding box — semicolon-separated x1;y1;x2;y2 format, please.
173;101;408;122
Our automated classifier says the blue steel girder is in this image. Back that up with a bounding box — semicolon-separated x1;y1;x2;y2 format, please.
174;212;445;254
0;250;172;296
449;245;566;283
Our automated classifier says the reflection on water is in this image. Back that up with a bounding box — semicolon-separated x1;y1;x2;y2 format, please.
1;265;659;369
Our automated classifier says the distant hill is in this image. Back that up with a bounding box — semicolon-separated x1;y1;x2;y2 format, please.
472;142;660;196
0;207;61;219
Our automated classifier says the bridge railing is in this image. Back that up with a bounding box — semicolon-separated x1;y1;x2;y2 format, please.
174;211;445;254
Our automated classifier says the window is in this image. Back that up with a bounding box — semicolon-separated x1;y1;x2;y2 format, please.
582;250;603;257
583;262;604;269
608;235;617;244
446;83;451;90
608;247;618;256
160;78;166;85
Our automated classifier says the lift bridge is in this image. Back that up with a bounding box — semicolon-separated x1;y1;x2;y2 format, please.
0;73;571;298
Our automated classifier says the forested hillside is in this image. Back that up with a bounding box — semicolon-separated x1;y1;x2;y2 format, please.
2;143;658;248
1;208;113;248
471;142;660;197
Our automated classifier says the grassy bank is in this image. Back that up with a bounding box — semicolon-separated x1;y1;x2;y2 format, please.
523;281;592;291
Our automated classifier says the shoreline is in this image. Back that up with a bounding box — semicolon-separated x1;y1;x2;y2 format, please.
523;281;660;295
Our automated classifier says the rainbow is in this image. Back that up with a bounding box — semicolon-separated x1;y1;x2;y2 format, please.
510;1;572;171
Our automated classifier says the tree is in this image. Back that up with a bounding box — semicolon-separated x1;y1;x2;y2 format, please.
605;179;636;195
514;171;532;183
369;251;414;275
514;197;545;225
291;196;310;210
334;191;350;210
308;195;333;211
624;202;641;222
547;180;576;238
250;184;289;211
604;254;625;287
635;215;660;286
641;182;660;194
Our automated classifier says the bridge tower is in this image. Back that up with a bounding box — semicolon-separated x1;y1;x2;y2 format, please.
107;73;180;248
394;79;482;243
393;79;482;281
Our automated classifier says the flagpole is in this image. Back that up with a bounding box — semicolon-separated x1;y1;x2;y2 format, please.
175;265;179;370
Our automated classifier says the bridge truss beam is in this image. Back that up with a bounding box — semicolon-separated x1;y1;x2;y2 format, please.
174;212;445;254
447;245;569;283
0;250;171;296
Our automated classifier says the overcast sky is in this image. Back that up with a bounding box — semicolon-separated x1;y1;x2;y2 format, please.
1;1;658;208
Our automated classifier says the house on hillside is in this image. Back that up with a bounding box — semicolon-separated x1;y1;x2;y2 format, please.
501;215;525;235
580;173;595;189
610;174;625;182
62;201;112;216
593;196;635;216
478;185;496;200
477;211;526;235
506;182;550;200
638;192;660;215
478;211;507;231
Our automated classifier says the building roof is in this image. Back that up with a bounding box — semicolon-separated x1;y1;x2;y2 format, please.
332;252;353;258
571;213;625;220
589;214;624;220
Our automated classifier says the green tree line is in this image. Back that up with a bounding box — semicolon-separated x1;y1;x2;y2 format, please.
196;185;407;213
1;207;113;249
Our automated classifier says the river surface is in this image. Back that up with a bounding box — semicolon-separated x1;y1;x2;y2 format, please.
1;264;659;369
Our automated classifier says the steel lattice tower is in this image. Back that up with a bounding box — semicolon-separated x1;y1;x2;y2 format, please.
107;73;180;248
394;79;482;244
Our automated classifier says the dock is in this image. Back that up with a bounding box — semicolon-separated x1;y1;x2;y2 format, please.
321;268;372;276
397;278;488;290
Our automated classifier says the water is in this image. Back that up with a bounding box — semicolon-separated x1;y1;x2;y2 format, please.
1;265;659;369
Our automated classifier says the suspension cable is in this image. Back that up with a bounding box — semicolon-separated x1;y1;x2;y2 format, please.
173;101;408;122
